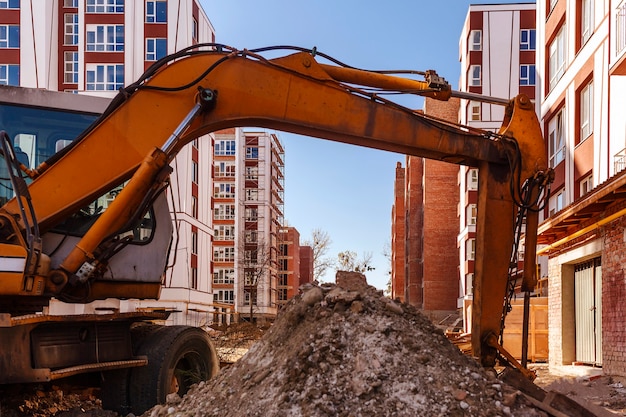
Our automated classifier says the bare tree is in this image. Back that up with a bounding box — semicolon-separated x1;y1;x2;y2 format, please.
382;240;392;296
336;250;375;273
302;228;334;282
239;231;273;322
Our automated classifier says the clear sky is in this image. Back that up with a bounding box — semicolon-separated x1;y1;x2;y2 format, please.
199;0;534;290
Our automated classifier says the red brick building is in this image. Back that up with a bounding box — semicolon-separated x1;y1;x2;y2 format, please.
278;227;313;307
391;97;460;320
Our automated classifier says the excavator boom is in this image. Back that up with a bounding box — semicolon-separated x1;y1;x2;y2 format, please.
0;45;550;369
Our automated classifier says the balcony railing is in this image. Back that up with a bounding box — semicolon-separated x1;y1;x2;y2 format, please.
618;1;626;56
615;148;626;173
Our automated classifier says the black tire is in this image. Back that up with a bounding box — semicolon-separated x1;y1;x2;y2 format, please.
100;323;162;414
128;325;219;415
100;369;131;415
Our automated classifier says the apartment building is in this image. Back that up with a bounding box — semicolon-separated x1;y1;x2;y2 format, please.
0;0;214;91
535;0;626;374
278;227;314;307
457;3;539;333
214;129;286;321
390;97;461;322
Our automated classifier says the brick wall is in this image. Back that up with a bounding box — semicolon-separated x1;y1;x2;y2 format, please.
602;215;626;375
391;162;406;301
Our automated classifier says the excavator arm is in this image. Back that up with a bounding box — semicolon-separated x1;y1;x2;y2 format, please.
0;45;551;368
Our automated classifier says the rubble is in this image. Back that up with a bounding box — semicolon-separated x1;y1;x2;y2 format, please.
142;272;544;417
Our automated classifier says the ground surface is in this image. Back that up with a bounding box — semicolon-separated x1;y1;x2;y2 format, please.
1;275;625;416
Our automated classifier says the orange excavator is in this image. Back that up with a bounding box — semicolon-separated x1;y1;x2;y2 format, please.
0;45;551;414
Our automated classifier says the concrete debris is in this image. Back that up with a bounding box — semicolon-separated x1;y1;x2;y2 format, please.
141;272;545;417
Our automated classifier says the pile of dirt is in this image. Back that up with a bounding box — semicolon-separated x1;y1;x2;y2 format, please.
142;272;544;417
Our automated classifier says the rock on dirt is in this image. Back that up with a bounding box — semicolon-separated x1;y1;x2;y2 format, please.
141;272;544;417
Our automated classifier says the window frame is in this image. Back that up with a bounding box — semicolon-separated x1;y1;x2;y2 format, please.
86;24;124;52
64;51;79;84
469;65;481;87
146;37;167;61
548;108;566;168
86;64;124;91
469;29;482;51
520;29;536;51
581;0;594;46
86;0;124;13
0;64;19;85
0;25;20;48
520;64;536;86
470;102;481;121
215;140;236;156
0;0;20;9
579;80;593;141
549;24;567;90
146;0;167;23
580;173;593;197
64;13;79;45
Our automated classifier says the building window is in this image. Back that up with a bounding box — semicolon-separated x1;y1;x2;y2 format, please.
469;65;481;87
581;0;594;45
191;160;198;184
549;0;558;13
191;195;197;218
215;161;235;177
520;64;536;86
465;273;473;295
548;108;565;167
213;268;235;284
214;204;235;220
469;30;482;51
191;267;198;289
86;25;124;52
86;0;124;13
192;17;198;41
467;204;477;226
470;102;481;121
146;0;167;23
467;168;478;190
213;247;235;262
244;290;257;306
466;239;475;261
146;38;167;61
617;1;626;55
214;290;234;304
215;140;236;155
580;173;593;197
520;29;536;50
64;0;79;7
245;208;258;221
0;64;19;85
246;147;259;159
246;189;258;201
64;52;79;84
246;166;258;180
0;25;19;48
215;225;235;241
214;183;235;198
64;14;79;45
191;230;198;254
0;0;19;8
245;230;258;243
549;24;567;90
580;80;593;141
549;189;564;216
86;64;124;90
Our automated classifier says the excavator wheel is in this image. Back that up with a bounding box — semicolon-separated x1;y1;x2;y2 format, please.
99;323;162;414
127;325;219;415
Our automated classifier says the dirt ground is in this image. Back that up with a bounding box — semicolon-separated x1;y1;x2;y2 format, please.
1;274;625;417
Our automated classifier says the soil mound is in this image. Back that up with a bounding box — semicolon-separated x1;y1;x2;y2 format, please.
143;273;543;417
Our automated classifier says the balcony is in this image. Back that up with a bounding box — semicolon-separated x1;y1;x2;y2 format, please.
612;1;626;74
616;148;626;174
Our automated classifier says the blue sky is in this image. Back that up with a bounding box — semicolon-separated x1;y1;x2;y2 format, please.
199;0;534;290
